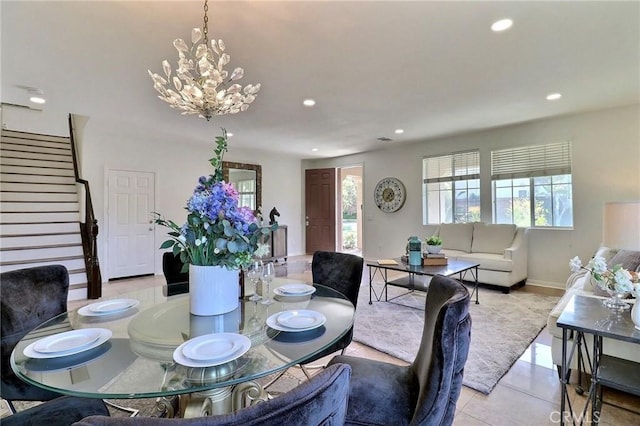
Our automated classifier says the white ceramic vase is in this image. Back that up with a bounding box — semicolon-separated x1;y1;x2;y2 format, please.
189;265;240;316
631;301;640;331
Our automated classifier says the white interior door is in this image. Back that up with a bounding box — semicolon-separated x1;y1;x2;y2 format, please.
107;169;155;279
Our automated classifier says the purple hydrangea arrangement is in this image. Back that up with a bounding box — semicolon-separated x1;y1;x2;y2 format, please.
154;129;276;270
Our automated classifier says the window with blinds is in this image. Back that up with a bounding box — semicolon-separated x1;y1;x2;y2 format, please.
491;141;573;227
491;141;572;180
422;151;480;224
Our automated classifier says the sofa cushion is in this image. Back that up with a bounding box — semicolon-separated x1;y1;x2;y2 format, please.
471;223;517;255
440;249;466;260
456;252;513;272
607;249;640;272
439;223;475;253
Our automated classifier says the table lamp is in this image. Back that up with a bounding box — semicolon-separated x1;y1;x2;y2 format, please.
602;201;640;250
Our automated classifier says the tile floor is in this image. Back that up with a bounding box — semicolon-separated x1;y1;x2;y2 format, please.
4;256;639;425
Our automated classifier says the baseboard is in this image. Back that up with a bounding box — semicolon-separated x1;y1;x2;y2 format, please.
526;279;565;290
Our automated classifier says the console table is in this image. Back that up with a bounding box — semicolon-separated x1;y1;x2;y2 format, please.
557;295;640;425
365;258;479;306
268;225;287;262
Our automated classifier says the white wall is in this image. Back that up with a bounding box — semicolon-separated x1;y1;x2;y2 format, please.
81;118;304;280
304;104;640;288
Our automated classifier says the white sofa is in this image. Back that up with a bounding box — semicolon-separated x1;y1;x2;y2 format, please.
434;223;528;292
546;246;640;374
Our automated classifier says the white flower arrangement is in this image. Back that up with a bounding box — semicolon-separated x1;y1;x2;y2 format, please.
569;255;640;295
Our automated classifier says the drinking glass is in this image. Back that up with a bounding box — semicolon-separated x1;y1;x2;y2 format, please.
261;262;275;305
247;260;263;301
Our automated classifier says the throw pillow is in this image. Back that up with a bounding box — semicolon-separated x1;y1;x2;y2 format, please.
607;249;640;272
471;223;517;254
438;223;475;253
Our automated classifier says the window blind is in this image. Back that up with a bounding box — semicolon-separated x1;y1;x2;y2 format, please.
491;141;572;180
423;151;480;184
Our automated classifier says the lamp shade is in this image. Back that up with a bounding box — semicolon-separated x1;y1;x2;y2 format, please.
602;201;640;250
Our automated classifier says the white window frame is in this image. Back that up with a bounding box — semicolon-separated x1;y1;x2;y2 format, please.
236;179;256;210
491;141;573;228
422;150;480;224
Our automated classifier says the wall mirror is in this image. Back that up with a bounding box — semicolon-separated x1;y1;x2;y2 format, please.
222;161;262;212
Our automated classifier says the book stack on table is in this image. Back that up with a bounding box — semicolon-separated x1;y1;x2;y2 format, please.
422;252;448;266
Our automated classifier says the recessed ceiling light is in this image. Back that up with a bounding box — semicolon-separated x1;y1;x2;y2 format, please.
29;96;46;104
546;93;562;101
395;129;404;134
311;148;318;152
303;99;316;107
226;132;234;137
491;18;513;32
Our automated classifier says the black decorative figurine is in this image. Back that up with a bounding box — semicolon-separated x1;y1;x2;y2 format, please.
269;207;280;225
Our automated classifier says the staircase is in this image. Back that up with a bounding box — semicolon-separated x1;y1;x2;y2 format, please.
0;129;93;300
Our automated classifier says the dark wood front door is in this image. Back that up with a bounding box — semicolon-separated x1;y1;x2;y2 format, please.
305;168;336;254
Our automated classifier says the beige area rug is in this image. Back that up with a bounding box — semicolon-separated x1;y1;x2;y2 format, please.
353;282;560;395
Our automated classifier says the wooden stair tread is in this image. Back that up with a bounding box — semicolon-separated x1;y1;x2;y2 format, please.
0;243;82;251
0;254;85;266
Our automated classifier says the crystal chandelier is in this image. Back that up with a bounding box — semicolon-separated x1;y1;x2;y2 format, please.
148;0;260;121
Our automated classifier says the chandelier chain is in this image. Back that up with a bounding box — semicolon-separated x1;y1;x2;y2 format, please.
203;0;209;48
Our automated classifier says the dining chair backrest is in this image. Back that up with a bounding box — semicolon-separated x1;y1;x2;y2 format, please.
328;274;471;426
162;252;189;284
304;251;363;364
0;265;70;403
73;363;352;426
311;251;364;307
410;274;472;424
162;252;189;296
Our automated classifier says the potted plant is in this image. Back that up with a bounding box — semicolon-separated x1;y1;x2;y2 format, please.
425;236;443;254
153;129;276;315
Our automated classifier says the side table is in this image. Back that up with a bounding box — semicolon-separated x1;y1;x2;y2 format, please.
556;295;640;425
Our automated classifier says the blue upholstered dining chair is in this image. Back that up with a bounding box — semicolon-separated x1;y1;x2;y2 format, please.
303;251;364;365
328;275;472;426
2;395;110;426
72;363;352;426
162;252;189;296
0;265;110;423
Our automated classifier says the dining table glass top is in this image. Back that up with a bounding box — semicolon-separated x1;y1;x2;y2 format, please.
10;278;355;399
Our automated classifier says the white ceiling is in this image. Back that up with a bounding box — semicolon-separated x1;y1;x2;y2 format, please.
2;1;639;160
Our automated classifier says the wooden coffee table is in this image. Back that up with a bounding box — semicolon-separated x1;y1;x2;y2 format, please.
366;258;479;306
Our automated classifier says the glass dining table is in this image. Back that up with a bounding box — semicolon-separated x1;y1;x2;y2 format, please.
10;278;355;418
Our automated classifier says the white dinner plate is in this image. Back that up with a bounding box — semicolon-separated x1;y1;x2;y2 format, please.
173;334;251;368
88;299;139;314
24;342;111;372
276;284;316;295
33;329;101;354
181;333;246;362
78;299;139;317
24;328;112;359
266;310;326;332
